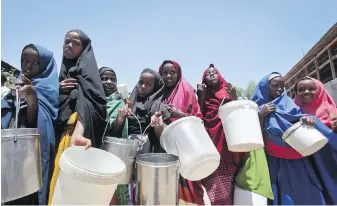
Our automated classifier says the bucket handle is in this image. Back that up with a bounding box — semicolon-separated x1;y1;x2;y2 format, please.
101;112;143;144
14;89;20;142
163;103;200;117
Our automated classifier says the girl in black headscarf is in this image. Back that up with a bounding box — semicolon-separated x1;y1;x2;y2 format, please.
113;68;170;153
48;29;106;204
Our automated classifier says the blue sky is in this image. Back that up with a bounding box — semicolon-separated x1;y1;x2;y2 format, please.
2;0;337;90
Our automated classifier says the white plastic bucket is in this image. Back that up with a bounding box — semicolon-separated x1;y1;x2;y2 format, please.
117;84;128;99
218;100;264;152
233;185;267;205
282;122;328;156
51;146;126;205
160;116;220;181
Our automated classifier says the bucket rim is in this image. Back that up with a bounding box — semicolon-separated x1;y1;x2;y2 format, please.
282;122;312;141
103;136;139;146
218;99;258;113
136;153;179;167
160;116;202;145
1;128;40;138
61;146;126;178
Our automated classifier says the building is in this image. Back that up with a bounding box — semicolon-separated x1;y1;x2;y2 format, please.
1;60;20;87
284;22;337;103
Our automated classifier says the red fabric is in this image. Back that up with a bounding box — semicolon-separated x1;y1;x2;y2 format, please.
159;60;202;122
159;60;204;205
201;64;247;164
264;135;303;159
201;64;247;205
295;78;337;128
202;157;238;205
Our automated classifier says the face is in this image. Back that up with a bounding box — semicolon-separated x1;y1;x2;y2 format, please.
21;47;40;79
204;67;218;87
63;31;83;60
269;77;285;99
101;71;117;96
161;63;179;88
137;72;155;98
296;79;318;106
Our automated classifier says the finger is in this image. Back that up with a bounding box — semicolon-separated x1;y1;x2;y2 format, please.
21;75;32;85
63;82;78;87
64;78;77;83
85;139;92;150
61;85;76;90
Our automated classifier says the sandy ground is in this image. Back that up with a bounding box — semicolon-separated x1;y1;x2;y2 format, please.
179;186;211;206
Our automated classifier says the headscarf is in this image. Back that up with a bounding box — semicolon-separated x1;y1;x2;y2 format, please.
128;69;170;133
294;77;337;128
201;64;230;154
99;67;128;138
201;64;247;165
252;72;306;159
1;44;59;205
57;29;106;148
158;60;202;122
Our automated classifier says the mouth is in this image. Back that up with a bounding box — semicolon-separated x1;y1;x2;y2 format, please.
303;94;312;100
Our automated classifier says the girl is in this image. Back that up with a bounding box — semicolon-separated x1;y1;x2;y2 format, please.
252;72;325;205
295;76;337;204
112;68;169;152
99;67;129;205
158;60;204;205
197;64;247;205
49;29;106;205
2;44;59;205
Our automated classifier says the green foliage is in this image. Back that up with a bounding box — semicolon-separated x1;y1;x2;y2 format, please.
235;80;257;99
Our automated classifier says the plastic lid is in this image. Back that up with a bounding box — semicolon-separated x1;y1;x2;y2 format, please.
282;122;303;141
59;146;126;185
218;99;258;113
160;116;202;147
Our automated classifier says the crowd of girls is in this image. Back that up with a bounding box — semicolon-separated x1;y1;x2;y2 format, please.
1;29;337;205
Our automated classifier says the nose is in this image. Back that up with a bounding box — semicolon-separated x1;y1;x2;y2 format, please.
303;89;310;94
140;84;146;89
106;79;112;84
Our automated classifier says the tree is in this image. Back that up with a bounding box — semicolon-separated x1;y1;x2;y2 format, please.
235;81;257;100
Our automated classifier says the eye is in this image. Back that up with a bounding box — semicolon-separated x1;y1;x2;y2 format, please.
33;61;39;65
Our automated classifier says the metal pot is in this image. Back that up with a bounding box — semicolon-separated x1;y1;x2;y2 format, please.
1;128;42;203
135;153;179;205
101;136;139;184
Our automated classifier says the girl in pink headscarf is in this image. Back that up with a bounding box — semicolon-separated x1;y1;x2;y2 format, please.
158;60;204;205
295;76;337;204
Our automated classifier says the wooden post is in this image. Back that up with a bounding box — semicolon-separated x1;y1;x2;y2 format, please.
327;47;336;79
314;57;320;80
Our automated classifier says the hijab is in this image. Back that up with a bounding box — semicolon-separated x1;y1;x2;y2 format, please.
252;72;306;159
201;64;247;165
294;77;337;128
57;29;106;148
1;44;59;205
99;67;128;138
158;60;202;122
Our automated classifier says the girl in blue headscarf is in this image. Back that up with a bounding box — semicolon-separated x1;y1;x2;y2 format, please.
251;72;325;205
1;44;59;205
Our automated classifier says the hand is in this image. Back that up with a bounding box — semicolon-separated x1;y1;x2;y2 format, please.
70;134;92;150
259;102;276;117
150;112;163;127
324;107;337;132
165;104;185;118
60;78;78;93
11;75;36;99
300;116;315;126
225;83;237;100
117;104;131;120
197;84;207;100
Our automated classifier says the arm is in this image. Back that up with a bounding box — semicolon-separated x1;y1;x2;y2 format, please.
73;119;85;137
112;115;127;137
154;124;166;138
25;93;38;127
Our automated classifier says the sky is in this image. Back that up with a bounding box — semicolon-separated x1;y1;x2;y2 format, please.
1;0;337;90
